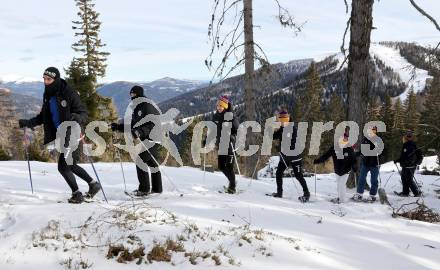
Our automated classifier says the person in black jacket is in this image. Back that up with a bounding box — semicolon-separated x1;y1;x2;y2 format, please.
394;131;423;197
212;95;239;194
18;67;101;204
271;110;310;202
314;133;356;203
111;86;162;197
353;126;383;202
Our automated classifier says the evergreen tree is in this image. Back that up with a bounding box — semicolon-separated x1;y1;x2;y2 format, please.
72;0;110;79
67;1;117;161
296;62;323;122
404;89;420;133
295;62;324;169
390;98;405;160
381;94;394;161
181;118;201;166
366;96;381;122
326;91;345;125
420;75;440;162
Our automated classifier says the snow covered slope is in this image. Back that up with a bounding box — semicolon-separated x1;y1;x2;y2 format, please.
370;43;431;99
0;158;439;269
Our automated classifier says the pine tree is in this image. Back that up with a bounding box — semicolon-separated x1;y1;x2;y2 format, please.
381;94;394;161
297;62;323;122
404;89;420;133
72;0;110;79
420;75;440;162
326;92;345;125
366;96;381;122
391;98;405;160
296;62;324;169
67;1;118;161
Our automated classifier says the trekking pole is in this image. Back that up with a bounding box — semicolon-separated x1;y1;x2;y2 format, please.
314;164;317;197
279;153;301;195
113;133;127;193
203;152;206;184
23;128;34;194
81;136;108;203
247;155;261;187
136;134;181;194
230;142;242;183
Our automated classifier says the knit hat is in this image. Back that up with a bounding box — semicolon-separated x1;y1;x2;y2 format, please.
277;110;290;123
130;85;144;98
217;95;229;110
43;67;60;80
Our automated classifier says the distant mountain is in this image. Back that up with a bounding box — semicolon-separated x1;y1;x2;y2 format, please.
160;42;435;122
159;58;313;119
0;81;44;100
97;77;207;117
0;77;207;118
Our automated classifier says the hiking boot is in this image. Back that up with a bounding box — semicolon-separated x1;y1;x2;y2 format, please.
330;198;340;204
271;192;283;198
413;192;423;197
225;187;236;194
298;193;310;203
352;193;363;201
84;181;101;199
367;195;377;202
394;191;409;197
68;191;84;204
133;190;149;197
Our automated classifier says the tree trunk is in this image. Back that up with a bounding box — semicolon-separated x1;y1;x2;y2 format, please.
346;0;374;188
243;0;257;177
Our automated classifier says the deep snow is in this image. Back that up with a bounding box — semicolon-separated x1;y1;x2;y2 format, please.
0;157;439;270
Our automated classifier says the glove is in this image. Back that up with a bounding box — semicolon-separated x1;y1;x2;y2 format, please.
110;123;119;131
70;113;81;123
18;119;31;128
134;129;143;139
313;159;319;164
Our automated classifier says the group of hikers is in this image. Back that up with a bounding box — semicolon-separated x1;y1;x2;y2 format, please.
17;67;424;204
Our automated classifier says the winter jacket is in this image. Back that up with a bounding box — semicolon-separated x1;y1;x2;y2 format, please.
212;103;239;155
113;97;161;141
273;125;302;163
359;136;384;167
395;140;423;168
314;146;356;176
28;79;88;145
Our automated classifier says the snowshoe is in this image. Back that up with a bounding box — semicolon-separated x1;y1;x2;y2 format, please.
84;181;101;199
68;191;84;204
219;186;236;194
298;194;310;203
330;198;340;204
125;190;150;197
394;191;409;197
266;192;282;198
351;193;363;202
366;195;377;203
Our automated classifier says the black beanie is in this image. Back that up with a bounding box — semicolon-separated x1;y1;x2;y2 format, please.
43;67;60;80
130;85;144;98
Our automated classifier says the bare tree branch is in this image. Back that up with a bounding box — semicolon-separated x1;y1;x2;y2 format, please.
273;0;306;33
343;0;349;14
409;0;440;32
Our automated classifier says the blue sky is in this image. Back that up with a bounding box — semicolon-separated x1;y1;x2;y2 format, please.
0;0;439;83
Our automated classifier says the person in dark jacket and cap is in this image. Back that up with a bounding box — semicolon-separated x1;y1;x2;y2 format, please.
211;95;239;194
314;133;356;203
394;130;423;197
18;67;101;204
271;110;310;202
111;85;163;197
352;126;383;202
